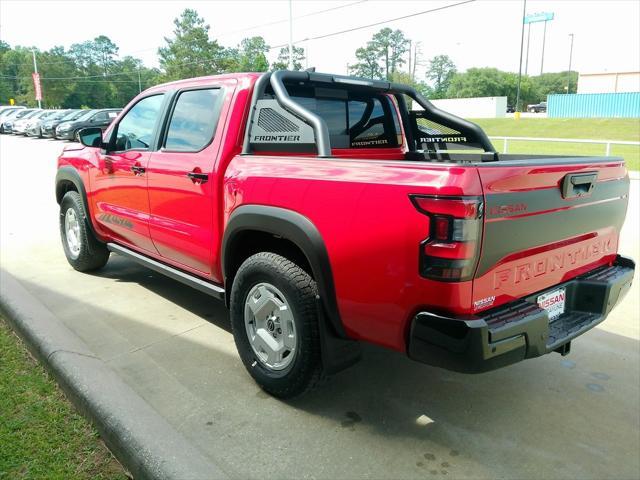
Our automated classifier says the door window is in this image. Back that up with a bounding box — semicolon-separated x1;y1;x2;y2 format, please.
113;94;164;151
164;89;222;152
91;112;109;123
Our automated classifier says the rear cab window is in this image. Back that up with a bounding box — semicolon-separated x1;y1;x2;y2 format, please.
290;87;401;149
163;88;222;152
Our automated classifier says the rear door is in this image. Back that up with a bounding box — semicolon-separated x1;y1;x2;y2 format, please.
146;84;230;278
90;94;165;253
472;158;629;313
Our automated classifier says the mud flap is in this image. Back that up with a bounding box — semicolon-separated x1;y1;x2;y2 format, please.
316;297;361;375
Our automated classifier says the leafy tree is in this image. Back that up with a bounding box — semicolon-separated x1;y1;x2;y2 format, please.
446;68;538;107
271;46;305;71
349;43;383;79
69;36;118;75
532;71;578;97
388;71;432;108
425;55;456;99
370;28;409;79
158;8;226;80
236;37;270;72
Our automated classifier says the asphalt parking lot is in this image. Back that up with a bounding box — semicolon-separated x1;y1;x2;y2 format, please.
1;134;638;479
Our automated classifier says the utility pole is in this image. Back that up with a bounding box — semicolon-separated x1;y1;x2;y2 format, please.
524;22;531;76
408;40;412;81
515;0;527;112
137;67;142;94
412;41;421;82
540;19;548;75
32;50;41;109
288;0;294;70
567;33;575;93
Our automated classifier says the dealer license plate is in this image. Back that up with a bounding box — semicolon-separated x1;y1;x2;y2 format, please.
537;287;566;322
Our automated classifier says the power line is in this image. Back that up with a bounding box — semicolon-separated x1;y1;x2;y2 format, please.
218;0;367;37
1;0;475;82
4;1;368;68
269;0;477;50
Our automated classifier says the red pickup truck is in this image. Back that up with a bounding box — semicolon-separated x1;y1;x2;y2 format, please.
56;71;635;398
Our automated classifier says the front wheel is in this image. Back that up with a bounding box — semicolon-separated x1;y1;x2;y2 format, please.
230;252;323;398
59;191;110;272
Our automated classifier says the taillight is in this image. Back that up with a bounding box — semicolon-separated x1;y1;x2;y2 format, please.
410;195;484;282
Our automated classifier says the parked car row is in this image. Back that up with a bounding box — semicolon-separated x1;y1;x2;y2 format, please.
0;106;122;140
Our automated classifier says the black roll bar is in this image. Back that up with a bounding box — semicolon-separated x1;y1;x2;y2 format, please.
242;70;495;157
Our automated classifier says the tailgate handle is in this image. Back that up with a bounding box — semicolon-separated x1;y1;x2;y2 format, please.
562;172;597;199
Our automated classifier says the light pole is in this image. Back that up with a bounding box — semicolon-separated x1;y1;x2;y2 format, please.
524;22;531;76
288;0;294;70
540;19;548;75
515;0;527;112
567;33;575;93
32;50;41;109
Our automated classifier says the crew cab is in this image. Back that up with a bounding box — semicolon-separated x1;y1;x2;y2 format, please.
55;71;635;398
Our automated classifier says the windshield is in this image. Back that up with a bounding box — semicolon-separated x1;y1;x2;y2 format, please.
14;109;36;119
0;109;20;118
49;110;70;120
61;110;84;121
23;110;43;119
38;111;57;120
75;110;97;122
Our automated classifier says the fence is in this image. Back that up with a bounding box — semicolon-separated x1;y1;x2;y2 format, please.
547;92;640;118
489;136;640;156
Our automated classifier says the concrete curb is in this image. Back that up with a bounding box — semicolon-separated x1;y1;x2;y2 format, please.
0;269;227;480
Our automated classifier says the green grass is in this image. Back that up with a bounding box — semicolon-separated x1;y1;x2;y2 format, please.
0;318;127;480
470;118;640;171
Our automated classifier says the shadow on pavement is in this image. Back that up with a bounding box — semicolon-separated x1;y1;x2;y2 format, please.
10;259;640;480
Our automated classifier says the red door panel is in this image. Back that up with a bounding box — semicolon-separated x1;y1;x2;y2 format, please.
91;151;156;252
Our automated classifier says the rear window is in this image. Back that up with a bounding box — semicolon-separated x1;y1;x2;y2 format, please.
164;88;222;152
290;89;400;149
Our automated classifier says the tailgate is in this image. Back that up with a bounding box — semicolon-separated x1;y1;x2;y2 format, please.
472;158;629;312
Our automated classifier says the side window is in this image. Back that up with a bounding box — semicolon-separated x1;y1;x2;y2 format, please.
92;112;108;123
164;89;221;151
114;94;164;151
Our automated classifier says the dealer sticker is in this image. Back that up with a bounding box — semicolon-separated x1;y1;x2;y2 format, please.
537;287;566;322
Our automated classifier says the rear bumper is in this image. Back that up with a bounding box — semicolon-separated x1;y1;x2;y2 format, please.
408;255;635;373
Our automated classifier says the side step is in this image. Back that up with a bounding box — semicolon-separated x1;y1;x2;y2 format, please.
107;243;225;300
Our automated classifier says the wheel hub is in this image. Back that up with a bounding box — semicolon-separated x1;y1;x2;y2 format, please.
244;283;297;371
64;207;82;259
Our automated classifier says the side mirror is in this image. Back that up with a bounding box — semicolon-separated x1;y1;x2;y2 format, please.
78;127;104;148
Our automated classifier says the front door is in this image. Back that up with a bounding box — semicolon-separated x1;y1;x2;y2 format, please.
90;94;165;253
147;86;228;277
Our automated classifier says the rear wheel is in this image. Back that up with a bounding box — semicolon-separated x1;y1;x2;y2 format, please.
230;252;323;398
59;191;110;272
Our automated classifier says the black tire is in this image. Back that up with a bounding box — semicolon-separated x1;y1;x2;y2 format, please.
59;191;110;272
230;252;323;398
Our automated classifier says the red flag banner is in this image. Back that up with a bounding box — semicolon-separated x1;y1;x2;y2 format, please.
32;72;42;101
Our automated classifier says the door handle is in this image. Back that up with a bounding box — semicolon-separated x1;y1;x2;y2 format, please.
561;172;597;199
187;172;209;184
131;165;145;175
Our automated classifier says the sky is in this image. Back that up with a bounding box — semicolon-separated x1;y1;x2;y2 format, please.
1;0;639;80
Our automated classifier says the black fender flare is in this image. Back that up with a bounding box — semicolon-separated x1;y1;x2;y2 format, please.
222;205;346;338
55;166;105;242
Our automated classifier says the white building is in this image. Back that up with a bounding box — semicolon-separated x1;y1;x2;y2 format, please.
577;71;640;94
429;96;508;118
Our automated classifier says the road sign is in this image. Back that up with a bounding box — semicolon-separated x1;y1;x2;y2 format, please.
9;98;15;105
32;72;42;101
524;12;554;24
